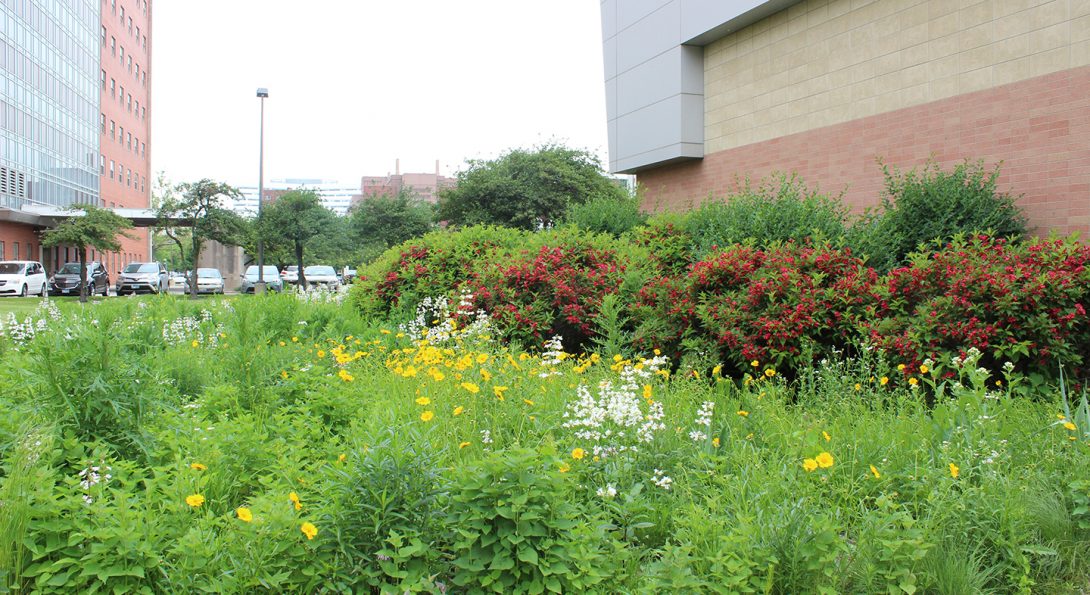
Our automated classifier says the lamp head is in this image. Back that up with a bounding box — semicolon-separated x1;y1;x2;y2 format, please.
256;88;269;98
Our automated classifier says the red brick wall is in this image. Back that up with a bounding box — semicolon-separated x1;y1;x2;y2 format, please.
638;65;1090;235
0;222;41;261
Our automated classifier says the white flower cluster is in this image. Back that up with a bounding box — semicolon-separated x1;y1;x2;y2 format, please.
538;335;566;378
562;355;669;459
596;484;618;499
293;283;346;305
78;464;113;505
400;292;491;345
0;299;62;345
689;401;715;442
651;468;672;490
480;428;493;445
161;309;224;347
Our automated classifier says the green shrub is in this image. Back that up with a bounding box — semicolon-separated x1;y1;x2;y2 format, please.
631;213;694;275
851;160;1027;272
684;173;848;258
563;192;647;237
448;448;615;592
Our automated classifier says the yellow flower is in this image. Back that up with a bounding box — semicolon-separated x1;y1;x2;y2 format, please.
415;397;431;406
1063;421;1077;431
337;453;346;462
750;360;759;368
949;463;959;478
571;448;586;460
870;465;880;479
476;353;489;365
191;339;199;348
453;406;464;416
460;382;480;394
737;410;749;417
822;431;831;442
186;494;205;508
279;341;286;347
613;354;623;363
300;522;318;540
481;368;492;381
280;370;289;379
236;507;253;522
643;385;652;399
380;329;391;335
854;383;862;391
908;377;919;386
558;462;571;473
317;350;326;358
190;462;207;471
523;399;535;407
291;336;298;342
815;452;834;468
919;364;929;374
996;380;1002;386
420;410;435;422
764;368;776;378
880;376;889;386
493;386;508;400
897;364;906;371
802;459;818;472
338;369;354;382
712;437;721;448
459;441;471;449
289;491;302;511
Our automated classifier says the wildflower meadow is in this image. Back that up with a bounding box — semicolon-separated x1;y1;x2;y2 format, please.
0;283;1087;593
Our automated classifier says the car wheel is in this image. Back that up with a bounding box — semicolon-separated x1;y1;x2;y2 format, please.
39;283;47;298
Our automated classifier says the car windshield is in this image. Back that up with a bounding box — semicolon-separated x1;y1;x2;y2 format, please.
304;266;336;276
197;268;222;278
124;263;159;273
245;266;279;277
0;263;25;274
285;266;298;272
57;263;94;274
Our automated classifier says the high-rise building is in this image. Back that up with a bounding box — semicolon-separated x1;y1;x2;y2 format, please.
232;179;362;217
0;0;152;273
601;0;1089;235
1;0;101;267
99;0;152;275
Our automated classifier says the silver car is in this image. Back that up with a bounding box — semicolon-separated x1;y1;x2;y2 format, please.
191;268;225;294
116;262;167;295
302;265;341;289
240;265;283;293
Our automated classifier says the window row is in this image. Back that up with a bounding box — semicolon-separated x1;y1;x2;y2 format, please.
100;156;147;193
101;33;148;87
99;116;147;158
105;0;148;53
100;75;148;121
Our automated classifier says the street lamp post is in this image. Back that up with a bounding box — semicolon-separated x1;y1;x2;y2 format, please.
255;87;269;293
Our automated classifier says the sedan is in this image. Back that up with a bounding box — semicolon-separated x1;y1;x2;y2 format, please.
190;268;225;294
302;265;341;289
240;265;283;293
116;262;167;295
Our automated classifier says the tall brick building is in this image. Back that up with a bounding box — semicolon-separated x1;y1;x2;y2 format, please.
0;0;151;272
601;0;1089;234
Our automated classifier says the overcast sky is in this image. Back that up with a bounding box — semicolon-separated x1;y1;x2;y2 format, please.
150;1;609;188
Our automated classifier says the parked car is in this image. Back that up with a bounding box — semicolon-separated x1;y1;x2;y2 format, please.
302;265;341;289
0;260;48;297
339;267;358;283
49;261;110;296
281;265;299;284
240;265;283;293
168;272;188;289
116;262;168;295
189;268;225;294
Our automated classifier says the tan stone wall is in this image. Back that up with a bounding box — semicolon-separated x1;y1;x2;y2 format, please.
704;0;1090;152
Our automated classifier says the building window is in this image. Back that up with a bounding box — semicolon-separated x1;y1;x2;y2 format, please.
127;94;132;112
110;78;115;98
119;87;125;106
120;46;125;66
136;26;140;40
127;168;132;187
100;69;106;89
128;16;133;34
111;0;115;14
0;241;4;260
13;242;18;260
100;113;105;133
110;120;115;139
142;35;147;50
110;36;115;56
120;6;125;23
100;154;105;175
141;106;146;120
101;25;106;47
127;56;132;73
110;160;115;179
135;100;139;115
141;71;146;87
119;126;124;144
127;132;132;150
141;141;146;156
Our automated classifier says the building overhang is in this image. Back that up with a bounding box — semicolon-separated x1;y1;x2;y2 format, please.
0;205;191;229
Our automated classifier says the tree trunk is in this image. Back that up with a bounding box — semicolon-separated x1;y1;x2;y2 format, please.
189;234;201;299
78;246;88;303
296;241;306;289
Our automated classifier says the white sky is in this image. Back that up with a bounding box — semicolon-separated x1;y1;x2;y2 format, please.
150;1;610;188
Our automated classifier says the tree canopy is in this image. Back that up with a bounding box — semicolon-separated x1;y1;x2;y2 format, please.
41;204;133;302
349;188;434;252
436;144;626;230
259;189;336;288
155;179;247;298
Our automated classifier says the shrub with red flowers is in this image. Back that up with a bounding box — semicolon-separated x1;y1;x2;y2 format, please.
632;243;880;376
463;229;643;351
866;235;1090;380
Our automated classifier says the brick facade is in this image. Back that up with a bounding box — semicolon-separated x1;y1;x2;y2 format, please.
639;64;1090;235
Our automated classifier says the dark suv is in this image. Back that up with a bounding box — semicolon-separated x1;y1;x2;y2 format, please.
49;262;110;296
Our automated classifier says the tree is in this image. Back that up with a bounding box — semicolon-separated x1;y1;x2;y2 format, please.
436;144;626;230
259;189;336;288
155;179;248;298
349;188;434;253
40;205;134;302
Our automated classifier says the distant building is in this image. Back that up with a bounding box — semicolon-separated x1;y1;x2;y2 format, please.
357;159;456;206
232;179;362;217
